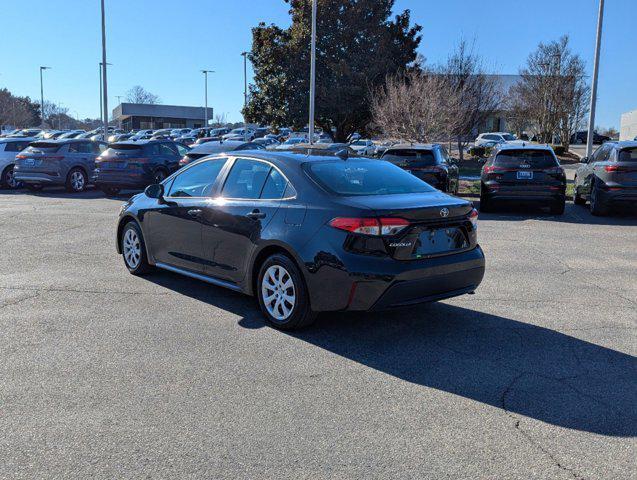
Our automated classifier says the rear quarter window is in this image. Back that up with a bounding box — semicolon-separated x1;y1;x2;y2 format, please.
618;148;637;162
494;150;557;169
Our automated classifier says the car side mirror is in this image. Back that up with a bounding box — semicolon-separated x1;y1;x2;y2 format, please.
580;156;589;164
145;183;164;199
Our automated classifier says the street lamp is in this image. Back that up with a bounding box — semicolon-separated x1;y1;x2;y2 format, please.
100;0;109;141
201;69;214;127
99;62;112;128
586;0;605;158
39;66;51;126
241;52;248;141
308;0;317;144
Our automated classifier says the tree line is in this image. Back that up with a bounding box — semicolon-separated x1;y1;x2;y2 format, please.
244;0;590;150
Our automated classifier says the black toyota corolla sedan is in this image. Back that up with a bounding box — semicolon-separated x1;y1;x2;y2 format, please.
116;150;485;329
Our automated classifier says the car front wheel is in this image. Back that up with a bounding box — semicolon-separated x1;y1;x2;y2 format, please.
66;168;88;193
121;221;153;275
257;254;316;330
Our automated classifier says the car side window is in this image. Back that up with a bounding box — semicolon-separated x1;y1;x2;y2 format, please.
260;168;288;199
93;142;107;154
166;159;227;198
222;159;271;199
160;143;178;156
69;142;93;154
592;145;608;162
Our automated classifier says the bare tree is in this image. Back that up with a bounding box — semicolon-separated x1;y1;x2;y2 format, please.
513;36;589;146
439;40;502;160
125;85;161;104
0;89;39;128
371;69;460;144
212;112;227;127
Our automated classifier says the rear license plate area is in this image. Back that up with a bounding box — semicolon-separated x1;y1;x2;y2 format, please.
517;171;533;180
413;227;469;257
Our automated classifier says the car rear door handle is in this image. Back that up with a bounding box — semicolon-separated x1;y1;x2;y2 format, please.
246;209;266;220
187;209;202;217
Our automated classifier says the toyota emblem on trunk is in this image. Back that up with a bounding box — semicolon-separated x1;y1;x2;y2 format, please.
440;208;450;218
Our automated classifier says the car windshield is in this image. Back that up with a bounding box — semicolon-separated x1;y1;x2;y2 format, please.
502;134;516;141
306;159;436;196
351;140;368;146
618;148;637;162
383;149;437;166
284;138;303;145
494;150;558;168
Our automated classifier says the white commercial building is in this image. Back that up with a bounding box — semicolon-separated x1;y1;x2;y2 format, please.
620;109;637;141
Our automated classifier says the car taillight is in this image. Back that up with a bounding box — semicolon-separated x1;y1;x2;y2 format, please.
468;208;478;229
544;166;565;177
604;165;621;172
328;217;410;236
16;154;27;160
483;165;498;174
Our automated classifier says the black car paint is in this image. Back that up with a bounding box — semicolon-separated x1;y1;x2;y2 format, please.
117;152;485;313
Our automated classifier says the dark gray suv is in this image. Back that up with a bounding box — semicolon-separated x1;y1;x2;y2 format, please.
13;139;107;192
574;141;637;215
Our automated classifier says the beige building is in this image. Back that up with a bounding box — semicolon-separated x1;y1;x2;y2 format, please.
620;109;637;141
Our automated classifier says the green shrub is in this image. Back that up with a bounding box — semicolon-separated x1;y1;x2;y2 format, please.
468;146;486;158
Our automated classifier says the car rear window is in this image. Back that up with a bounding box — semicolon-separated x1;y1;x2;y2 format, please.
494;150;558;169
383;149;437;167
618;148;637;162
306;159;436;196
24;142;62;153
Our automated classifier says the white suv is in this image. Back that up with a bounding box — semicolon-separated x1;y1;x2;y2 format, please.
475;132;519;147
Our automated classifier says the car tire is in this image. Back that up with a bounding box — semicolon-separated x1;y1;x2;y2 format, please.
25;183;43;192
1;165;20;189
550;200;565;215
121;221;153;275
66;167;88;193
257;253;316;330
589;181;608;216
479;188;492;212
573;184;586;206
100;186;121;196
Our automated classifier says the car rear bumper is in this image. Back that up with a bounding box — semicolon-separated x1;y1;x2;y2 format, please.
93;171;154;188
598;187;637;204
303;245;485;312
484;185;565;203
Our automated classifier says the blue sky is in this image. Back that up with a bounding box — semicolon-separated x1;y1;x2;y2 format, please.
1;0;635;128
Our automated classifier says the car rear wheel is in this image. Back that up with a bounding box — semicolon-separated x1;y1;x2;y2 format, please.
66;168;87;193
479;188;492;212
121;221;153;275
589;182;608;216
573;183;586;205
550;199;565;215
1;165;20;189
257;254;316;330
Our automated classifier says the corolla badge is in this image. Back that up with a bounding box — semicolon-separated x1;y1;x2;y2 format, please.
440;207;450;218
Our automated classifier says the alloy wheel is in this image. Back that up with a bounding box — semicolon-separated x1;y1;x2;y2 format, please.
123;228;142;269
6;167;18;188
261;265;296;321
71;171;85;191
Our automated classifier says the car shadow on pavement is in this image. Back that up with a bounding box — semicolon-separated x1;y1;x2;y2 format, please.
478;202;637;226
240;303;636;438
142;260;636;438
4;186;133;201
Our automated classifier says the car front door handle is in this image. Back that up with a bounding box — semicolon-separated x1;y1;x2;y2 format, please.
246;209;266;220
187;209;202;218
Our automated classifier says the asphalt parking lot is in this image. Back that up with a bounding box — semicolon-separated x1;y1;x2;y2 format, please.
1;188;635;479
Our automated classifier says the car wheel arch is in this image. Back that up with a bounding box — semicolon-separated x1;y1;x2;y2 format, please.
116;215;149;257
248;242;307;298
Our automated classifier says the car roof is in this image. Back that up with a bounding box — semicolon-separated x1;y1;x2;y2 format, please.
384;143;439;151
32;138;96;144
209;149;373;166
114;139;171;146
495;143;553;152
0;137;36;143
190;140;247;153
607;140;637;149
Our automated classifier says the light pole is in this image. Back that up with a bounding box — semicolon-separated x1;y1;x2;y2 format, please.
241;52;248;141
201;69;214;127
100;0;109;141
586;0;604;158
99;62;111;126
308;0;317;144
39;66;51;127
